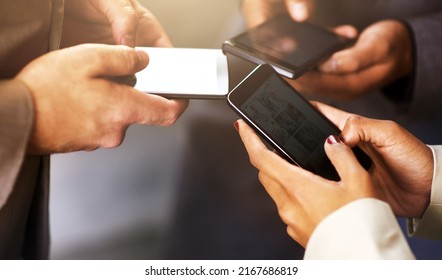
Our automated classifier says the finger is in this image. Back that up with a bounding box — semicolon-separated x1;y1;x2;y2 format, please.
285;0;313;22
319;33;381;74
96;0;138;46
129;0;173;47
333;25;358;39
79;44;149;77
236;119;324;189
258;171;291;209
236;120;298;178
120;89;189;126
340;116;400;148
310;101;355;130
286;226;304;247
324;135;367;181
236;119;301;204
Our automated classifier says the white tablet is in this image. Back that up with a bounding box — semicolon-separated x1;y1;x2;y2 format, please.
134;47;229;99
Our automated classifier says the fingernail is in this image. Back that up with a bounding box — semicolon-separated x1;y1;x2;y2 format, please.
327;135;341;145
289;2;308;21
234;121;239;132
320;59;338;73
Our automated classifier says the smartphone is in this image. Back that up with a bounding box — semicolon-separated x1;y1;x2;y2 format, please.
227;64;371;181
134;47;229;99
222;15;353;79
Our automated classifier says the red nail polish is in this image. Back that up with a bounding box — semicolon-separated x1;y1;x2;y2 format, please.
234;121;239;131
327;135;340;145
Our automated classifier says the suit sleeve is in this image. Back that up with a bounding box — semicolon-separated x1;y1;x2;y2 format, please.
304;198;415;259
407;145;442;239
400;12;442;115
0;80;34;208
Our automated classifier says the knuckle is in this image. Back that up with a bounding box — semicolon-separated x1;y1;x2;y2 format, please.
101;132;125;148
124;48;140;70
156;101;188;126
257;171;267;185
278;205;296;226
382;119;401;132
344;58;361;72
100;110;128;148
345;115;364;129
119;4;138;26
250;154;262;169
286;226;297;240
157;109;180;126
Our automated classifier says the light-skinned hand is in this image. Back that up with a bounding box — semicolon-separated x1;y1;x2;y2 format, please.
61;0;172;47
16;44;188;154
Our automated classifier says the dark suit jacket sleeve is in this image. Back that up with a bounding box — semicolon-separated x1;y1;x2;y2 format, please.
385;12;442;113
0;80;34;208
405;12;442;112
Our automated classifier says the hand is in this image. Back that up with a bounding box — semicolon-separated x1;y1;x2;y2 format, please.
16;44;188;154
313;102;433;218
242;0;314;28
61;0;172;47
290;20;413;100
235;119;376;247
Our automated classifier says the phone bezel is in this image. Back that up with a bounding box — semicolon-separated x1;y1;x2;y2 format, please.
227;64;371;180
227;64;340;166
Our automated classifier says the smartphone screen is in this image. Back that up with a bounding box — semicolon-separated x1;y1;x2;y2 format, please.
223;16;352;79
134;47;229;99
227;64;371;180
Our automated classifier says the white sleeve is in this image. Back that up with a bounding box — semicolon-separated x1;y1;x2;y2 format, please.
407;145;442;238
304;198;415;260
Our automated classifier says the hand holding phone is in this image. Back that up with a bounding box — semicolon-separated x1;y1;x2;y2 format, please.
227;64;371;180
223;15;353;79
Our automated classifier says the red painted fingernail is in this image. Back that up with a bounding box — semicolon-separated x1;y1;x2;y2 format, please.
327;135;340;145
234;121;239;132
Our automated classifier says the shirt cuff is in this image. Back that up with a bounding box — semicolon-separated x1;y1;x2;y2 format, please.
407;145;442;238
305;198;414;260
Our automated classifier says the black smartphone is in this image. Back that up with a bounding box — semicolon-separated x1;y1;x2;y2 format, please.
227;64;371;181
222;15;353;79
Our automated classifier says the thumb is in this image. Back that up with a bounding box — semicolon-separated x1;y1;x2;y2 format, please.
97;0;138;47
319;34;379;74
79;44;149;77
324;135;366;181
340;115;394;148
285;0;313;22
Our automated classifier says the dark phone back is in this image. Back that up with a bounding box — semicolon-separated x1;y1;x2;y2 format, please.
222;15;353;79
